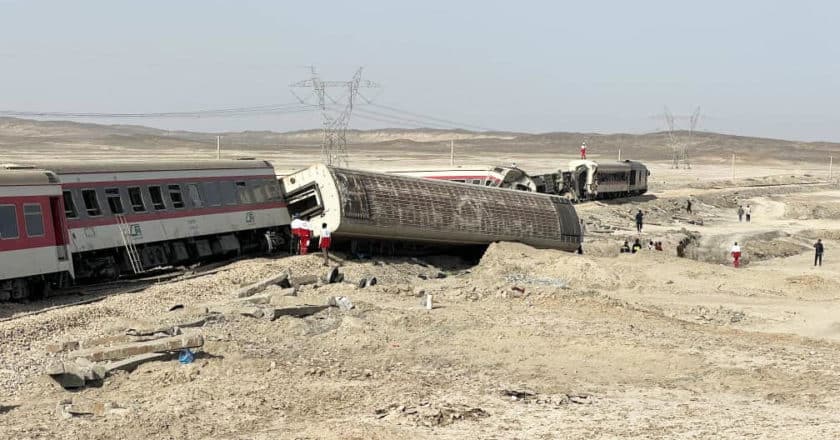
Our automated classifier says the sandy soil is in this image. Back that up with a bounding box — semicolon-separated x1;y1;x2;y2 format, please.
1;150;840;438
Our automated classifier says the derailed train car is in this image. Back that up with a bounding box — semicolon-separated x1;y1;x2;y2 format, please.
280;164;582;252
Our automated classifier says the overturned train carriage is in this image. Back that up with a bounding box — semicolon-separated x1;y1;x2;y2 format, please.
281;164;582;252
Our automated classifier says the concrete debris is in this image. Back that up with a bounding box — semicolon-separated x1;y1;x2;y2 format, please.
56;398;125;418
45;341;80;354
68;333;204;362
266;305;329;320
503;273;569;289
324;267;341;284
234;270;291;298
501;388;594;405
327;296;354;311
235;287;298;305
125;317;208;337
375;403;489;427
291;274;319;288
104;352;171;373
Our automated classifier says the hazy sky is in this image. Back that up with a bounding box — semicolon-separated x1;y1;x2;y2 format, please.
1;0;838;141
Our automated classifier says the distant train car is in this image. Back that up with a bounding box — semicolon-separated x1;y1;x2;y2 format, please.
280;165;581;252
7;160;290;280
561;160;649;201
0;169;73;299
388;165;538;192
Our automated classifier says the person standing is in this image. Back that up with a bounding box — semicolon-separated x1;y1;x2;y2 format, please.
686;199;693;214
635;210;644;233
319;223;332;266
814;239;825;266
745;205;752;222
580;141;587;159
298;217;312;255
738;206;745;222
730;242;742;268
290;213;303;255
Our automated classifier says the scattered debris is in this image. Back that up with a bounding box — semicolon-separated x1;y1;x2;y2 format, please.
375;403;489;427
327;296;354;311
234;270;291;298
56;398;126;418
503;273;569;289
501;388;594;406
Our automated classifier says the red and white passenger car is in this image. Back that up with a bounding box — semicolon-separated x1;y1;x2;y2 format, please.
0;169;73;299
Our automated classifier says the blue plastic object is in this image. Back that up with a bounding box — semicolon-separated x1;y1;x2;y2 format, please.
178;349;195;364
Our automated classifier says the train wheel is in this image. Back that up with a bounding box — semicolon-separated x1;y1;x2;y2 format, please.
10;279;30;300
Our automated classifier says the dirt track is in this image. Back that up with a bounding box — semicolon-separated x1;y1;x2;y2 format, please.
2;163;840;439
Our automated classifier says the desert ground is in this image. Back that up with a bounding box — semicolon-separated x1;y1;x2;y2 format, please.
2;119;840;439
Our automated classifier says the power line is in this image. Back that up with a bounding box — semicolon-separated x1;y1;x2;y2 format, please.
0;102;318;119
367;102;493;132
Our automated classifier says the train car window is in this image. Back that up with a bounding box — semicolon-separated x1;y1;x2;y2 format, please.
484;180;493;186
187;184;204;208
81;189;102;217
0;205;19;239
203;181;222;206
168;184;185;209
250;181;267;203
471;179;481;185
220;181;238;205
452;179;465;183
148;186;166;210
264;181;281;201
23;204;45;237
127;187;146;212
105;188;125;215
235;181;253;204
62;191;78;218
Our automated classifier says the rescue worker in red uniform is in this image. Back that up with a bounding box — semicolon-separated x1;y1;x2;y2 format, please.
580;141;587;159
290;213;304;255
319;223;332;266
730;242;742;268
298;218;312;255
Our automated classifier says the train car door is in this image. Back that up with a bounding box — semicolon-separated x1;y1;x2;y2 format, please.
49;196;70;261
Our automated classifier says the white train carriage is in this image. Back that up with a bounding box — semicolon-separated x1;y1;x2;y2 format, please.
17;160;290;280
388;165;538;191
0;169;73;299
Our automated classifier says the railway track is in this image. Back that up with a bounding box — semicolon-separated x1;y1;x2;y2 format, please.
0;262;236;323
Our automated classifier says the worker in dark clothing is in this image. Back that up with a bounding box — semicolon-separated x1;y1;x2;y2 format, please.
815;239;825;266
631;239;642;253
620;240;631;253
635;210;644;233
686;199;692;214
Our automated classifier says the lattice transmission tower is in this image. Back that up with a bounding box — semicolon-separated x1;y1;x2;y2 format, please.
663;105;701;169
291;66;379;167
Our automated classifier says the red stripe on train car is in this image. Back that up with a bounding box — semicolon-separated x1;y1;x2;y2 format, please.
66;201;288;229
61;174;277;188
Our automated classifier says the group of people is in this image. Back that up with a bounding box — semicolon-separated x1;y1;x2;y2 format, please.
290;214;332;265
727;239;825;268
737;205;752;222
620;238;663;254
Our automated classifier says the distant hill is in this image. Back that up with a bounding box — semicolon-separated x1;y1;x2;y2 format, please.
0;117;836;163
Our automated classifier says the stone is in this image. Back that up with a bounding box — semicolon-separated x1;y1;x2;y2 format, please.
239;307;265;319
45;341;80;353
267;305;330;320
327;296;354;311
47;361;86;389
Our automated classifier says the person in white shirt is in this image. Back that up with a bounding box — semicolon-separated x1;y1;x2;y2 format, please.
319;223;332;266
298;218;312;255
745;205;752;222
730;242;742;268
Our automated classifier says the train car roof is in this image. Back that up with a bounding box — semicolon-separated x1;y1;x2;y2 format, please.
2;159;273;174
0;169;59;186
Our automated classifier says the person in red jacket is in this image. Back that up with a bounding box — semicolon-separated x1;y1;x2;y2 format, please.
580;141;587;159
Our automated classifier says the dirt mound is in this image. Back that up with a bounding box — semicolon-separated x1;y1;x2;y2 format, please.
786;275;840;290
785;202;840;220
475;242;620;291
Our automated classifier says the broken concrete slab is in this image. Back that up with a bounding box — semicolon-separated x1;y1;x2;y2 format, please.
104;352;171;373
56;399;123;418
68;333;204;363
125;317;207;336
235;287;298;305
239;307;265;319
291;274;319;287
266;305;330;320
46;360;86;389
234;270;290;298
